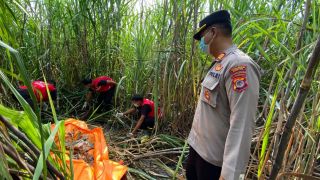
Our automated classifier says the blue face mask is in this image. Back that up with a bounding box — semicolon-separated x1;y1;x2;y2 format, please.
199;37;208;53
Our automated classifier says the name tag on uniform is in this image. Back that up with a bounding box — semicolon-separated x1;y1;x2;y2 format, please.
209;63;223;79
209;71;221;79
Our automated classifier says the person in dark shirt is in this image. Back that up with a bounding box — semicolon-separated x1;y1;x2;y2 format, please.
117;95;156;136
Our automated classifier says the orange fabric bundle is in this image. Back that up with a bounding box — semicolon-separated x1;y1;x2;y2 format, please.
52;119;127;180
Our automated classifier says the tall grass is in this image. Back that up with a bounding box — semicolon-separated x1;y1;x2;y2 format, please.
1;0;320;179
0;40;68;178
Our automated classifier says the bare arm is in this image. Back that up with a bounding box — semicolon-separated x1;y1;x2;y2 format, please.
107;80;117;86
123;108;136;115
85;91;93;103
132;115;145;134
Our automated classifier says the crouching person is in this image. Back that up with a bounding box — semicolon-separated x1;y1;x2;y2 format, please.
15;80;57;110
82;76;117;112
117;95;157;137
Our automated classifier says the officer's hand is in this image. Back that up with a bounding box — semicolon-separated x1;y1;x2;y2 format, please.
82;102;88;110
219;176;225;180
116;112;124;118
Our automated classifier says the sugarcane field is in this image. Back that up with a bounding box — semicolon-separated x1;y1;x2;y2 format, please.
1;0;320;179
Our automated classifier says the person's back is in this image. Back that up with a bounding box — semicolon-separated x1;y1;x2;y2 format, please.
81;76;117;113
138;98;154;118
31;81;56;101
18;80;56;102
91;76;114;93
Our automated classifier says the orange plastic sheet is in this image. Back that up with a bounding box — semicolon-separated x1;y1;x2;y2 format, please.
52;119;127;180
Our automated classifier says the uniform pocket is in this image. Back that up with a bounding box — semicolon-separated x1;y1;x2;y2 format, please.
200;77;219;108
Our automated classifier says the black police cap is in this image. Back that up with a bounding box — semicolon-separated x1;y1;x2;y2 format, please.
193;10;231;40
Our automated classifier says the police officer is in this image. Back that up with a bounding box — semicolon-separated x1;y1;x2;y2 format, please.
186;10;261;180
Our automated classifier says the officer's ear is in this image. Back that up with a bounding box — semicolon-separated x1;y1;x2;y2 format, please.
210;27;217;39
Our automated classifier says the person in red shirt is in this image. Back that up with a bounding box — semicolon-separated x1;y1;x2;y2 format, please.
16;80;57;108
117;95;157;136
81;76;117;112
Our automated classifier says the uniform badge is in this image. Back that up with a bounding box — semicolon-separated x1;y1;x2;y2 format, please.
230;65;246;74
230;65;248;93
232;76;248;92
204;89;210;101
214;64;223;71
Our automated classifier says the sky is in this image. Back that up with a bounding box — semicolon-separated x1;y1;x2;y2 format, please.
134;0;157;12
133;0;211;17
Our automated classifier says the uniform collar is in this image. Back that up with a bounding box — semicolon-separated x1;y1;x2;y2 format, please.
214;44;237;62
225;44;237;55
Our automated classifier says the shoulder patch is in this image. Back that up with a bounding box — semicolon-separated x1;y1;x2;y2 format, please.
232;76;248;92
230;65;248;93
230;65;246;74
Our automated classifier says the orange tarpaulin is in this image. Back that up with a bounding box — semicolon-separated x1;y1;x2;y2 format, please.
52;119;127;180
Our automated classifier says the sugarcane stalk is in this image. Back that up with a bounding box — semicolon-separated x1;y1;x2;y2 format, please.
277;172;320;180
8;133;57;179
269;36;320;179
0;116;39;153
0;116;65;180
282;0;311;104
9;133;38;164
9;169;31;178
2;143;33;176
0;128;33;176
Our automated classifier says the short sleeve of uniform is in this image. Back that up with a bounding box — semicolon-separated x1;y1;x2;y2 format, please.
140;105;151;117
221;60;260;180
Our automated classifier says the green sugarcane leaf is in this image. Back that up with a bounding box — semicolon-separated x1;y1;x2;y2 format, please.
33;120;64;180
